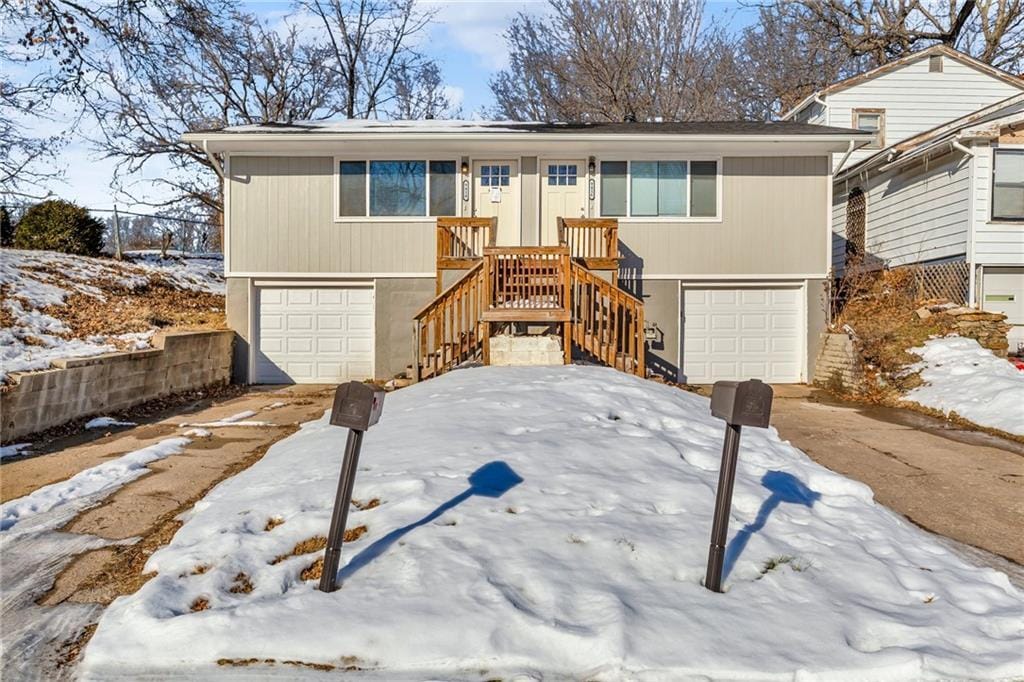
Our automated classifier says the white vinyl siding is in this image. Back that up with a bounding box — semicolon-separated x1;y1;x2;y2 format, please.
833;151;970;270
973;143;1024;266
826;56;1022;170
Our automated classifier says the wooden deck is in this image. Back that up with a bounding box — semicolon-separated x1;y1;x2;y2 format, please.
416;217;642;380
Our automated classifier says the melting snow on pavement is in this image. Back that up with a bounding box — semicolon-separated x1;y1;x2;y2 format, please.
903;337;1024;436
1;436;191;532
80;366;1022;679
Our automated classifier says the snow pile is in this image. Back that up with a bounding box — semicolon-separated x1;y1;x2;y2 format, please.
1;436;191;532
82;367;1023;679
179;410;272;428
0;249;224;381
0;443;32;460
903;337;1024;436
84;417;137;430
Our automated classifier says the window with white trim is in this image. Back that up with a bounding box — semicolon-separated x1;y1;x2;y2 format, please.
992;149;1024;221
599;160;718;218
338;159;458;218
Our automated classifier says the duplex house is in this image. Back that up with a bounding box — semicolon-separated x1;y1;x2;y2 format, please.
183;120;870;385
784;46;1024;353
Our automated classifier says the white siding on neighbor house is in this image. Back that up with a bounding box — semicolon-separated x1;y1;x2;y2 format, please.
826;56;1022;170
972;143;1024;266
833;151;971;270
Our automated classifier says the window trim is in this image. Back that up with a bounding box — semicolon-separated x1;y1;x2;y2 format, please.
333;154;462;222
852;108;886;150
991;146;1024;223
595;154;723;223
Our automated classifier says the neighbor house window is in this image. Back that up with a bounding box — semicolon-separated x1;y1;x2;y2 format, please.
599;159;718;218
992;149;1024;221
852;108;885;149
338;159;458;218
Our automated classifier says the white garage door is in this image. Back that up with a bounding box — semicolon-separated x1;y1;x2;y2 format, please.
255;287;374;384
982;268;1024;354
682;286;802;384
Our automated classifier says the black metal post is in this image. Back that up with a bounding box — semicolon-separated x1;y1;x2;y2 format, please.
319;428;364;593
705;422;742;593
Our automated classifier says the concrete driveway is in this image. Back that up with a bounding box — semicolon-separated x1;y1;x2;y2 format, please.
770;386;1024;575
1;385;336;681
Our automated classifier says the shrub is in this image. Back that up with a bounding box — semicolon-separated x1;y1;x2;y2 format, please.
13;200;105;256
0;205;13;247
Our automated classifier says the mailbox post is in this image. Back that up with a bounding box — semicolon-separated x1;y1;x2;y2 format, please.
319;381;385;593
704;379;773;593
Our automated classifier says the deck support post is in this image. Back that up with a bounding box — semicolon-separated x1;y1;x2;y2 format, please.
563;320;571;365
482;321;491;365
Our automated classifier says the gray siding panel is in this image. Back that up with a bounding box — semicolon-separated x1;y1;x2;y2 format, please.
619;156;829;276
229;156;434;274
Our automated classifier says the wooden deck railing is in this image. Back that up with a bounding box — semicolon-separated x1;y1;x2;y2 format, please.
482;247;571;322
414;261;486;380
557;218;619;275
569;261;645;376
437;218;496;268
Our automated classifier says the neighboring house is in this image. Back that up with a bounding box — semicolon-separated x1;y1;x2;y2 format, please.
183;120;870;385
783;45;1024;172
832;96;1024;353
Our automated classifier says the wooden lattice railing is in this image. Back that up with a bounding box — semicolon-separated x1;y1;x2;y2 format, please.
414;261;486;380
569;261;645;376
557;218;619;275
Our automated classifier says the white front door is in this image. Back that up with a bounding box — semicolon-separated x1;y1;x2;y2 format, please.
255;286;374;384
681;286;802;384
473;160;519;245
541;160;587;245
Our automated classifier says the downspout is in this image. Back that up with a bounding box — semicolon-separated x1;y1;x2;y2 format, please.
202;140;226;180
834;140;856;175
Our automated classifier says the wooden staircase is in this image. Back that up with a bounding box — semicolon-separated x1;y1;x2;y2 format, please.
414;218;644;381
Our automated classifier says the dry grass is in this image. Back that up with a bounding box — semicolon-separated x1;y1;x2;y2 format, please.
352;498;380;511
300;557;324;581
264;517;285;532
270;526;367;566
229;572;254;594
190;596;210;612
831;268;958;400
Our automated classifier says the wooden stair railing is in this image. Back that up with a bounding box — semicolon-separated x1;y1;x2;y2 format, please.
435;217;496;294
569;261;645;376
414;261;486;380
557;218;619;279
482;247;571;322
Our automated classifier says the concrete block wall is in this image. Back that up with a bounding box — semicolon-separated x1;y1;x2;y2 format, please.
489;335;564;367
2;330;233;441
812;333;863;390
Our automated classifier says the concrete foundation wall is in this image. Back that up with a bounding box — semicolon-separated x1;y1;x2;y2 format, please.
812;333;862;389
490;335;563;366
375;278;436;379
226;277;251;383
1;331;233;441
805;278;828;382
627;279;680;381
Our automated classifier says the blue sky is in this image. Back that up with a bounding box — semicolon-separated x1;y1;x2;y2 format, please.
39;0;753;211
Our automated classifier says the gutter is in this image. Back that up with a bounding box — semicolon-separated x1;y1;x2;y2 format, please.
182;132;872;145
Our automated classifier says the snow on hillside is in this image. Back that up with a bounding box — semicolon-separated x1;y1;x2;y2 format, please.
0;249;223;382
903;337;1024;436
81;366;1023;680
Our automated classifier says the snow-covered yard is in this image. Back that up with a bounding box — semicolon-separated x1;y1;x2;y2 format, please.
903;337;1024;436
81;366;1022;680
0;249;223;382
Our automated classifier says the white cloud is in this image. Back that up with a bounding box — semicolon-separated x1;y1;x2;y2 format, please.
423;0;547;72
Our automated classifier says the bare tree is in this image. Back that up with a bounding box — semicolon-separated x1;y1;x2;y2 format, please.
390;62;461;119
489;0;734;122
300;0;437;119
87;6;348;215
775;0;1024;73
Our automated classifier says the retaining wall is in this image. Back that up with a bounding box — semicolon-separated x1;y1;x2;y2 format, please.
812;333;862;390
2;330;233;441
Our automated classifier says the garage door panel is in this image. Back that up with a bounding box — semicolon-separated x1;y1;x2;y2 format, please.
683;286;802;384
256;287;374;384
